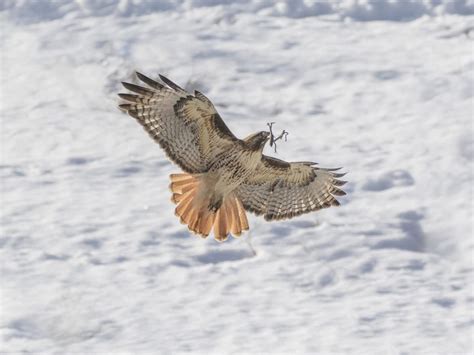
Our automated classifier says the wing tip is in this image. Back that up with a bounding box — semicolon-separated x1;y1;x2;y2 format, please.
135;71;147;82
118;93;139;102
121;81;136;91
332;188;346;196
121;81;155;95
333;179;348;186
159;74;186;93
319;167;342;171
118;103;131;111
136;71;165;90
297;161;318;166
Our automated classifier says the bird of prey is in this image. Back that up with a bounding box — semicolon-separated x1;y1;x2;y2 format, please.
118;72;346;242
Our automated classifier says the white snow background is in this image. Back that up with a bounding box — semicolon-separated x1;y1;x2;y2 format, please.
1;0;473;354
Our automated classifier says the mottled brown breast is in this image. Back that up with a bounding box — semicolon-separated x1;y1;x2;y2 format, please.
210;146;263;196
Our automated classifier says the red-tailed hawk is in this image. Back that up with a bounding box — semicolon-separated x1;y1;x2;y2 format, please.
118;72;346;241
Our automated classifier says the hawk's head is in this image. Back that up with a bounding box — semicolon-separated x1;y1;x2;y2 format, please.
243;131;270;151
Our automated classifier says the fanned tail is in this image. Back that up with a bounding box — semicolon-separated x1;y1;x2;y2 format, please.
170;173;215;236
213;192;249;241
170;173;249;241
212;191;249;242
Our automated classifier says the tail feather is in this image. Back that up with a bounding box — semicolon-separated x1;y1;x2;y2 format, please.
170;173;197;204
180;183;195;195
214;202;230;242
175;192;195;224
188;210;201;233
227;201;239;236
198;211;215;237
171;192;184;204
170;173;249;241
227;195;242;236
235;197;249;231
212;208;223;241
171;179;194;192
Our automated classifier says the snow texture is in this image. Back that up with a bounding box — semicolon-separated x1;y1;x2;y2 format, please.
1;0;473;354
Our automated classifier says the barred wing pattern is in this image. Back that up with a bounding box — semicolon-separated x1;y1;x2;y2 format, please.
236;156;347;221
119;72;238;173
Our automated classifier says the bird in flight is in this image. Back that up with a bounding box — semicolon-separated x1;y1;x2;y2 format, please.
118;72;346;242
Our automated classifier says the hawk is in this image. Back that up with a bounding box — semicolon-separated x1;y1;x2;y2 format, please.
118;72;346;242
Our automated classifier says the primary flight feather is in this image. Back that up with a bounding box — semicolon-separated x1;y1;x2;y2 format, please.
118;72;347;242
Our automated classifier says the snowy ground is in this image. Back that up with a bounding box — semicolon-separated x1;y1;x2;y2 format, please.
1;1;473;354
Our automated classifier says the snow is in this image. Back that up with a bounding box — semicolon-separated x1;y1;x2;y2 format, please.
1;0;473;353
2;0;474;23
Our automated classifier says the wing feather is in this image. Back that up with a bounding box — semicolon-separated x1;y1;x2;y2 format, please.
118;72;239;173
159;74;187;93
235;155;347;221
136;71;165;90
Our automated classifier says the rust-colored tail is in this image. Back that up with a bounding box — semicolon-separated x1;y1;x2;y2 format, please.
169;173;249;241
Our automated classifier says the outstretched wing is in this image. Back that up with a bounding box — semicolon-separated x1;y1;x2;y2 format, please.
119;72;239;173
235;156;347;221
